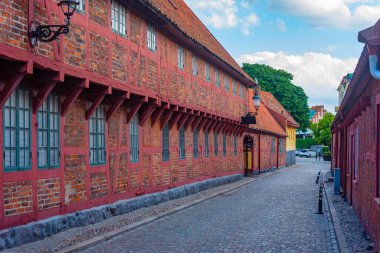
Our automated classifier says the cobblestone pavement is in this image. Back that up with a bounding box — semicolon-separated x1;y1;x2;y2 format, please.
84;158;336;253
325;177;374;252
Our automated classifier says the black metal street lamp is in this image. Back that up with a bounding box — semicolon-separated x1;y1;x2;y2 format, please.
29;0;79;47
252;83;261;115
241;81;261;125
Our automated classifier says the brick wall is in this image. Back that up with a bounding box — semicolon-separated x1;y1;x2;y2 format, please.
3;181;33;216
37;178;60;211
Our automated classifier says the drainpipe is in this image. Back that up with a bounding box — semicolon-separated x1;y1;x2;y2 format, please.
368;45;380;79
258;133;261;173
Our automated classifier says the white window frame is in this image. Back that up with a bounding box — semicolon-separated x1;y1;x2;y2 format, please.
224;76;229;91
147;23;156;52
76;0;85;12
89;104;106;165
130;113;139;163
192;55;198;76
215;70;220;87
205;63;211;82
179;126;185;160
111;0;126;36
178;46;184;69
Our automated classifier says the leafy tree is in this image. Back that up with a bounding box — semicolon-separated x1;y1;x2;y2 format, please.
310;112;334;147
296;138;318;149
242;63;310;131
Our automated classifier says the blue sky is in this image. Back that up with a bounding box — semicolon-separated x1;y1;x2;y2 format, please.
184;0;380;113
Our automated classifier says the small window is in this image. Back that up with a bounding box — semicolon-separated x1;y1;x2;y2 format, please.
224;76;229;91
192;55;198;76
179;126;185;160
233;135;237;156
77;0;85;12
130;113;139;163
354;127;359;179
214;133;218;156
89;104;106;165
223;134;227;157
271;137;275;154
205;64;211;82
162;124;170;161
205;131;209;157
178;46;184;69
240;84;244;98
3;89;31;171
279;139;285;154
38;95;60;168
233;81;237;96
147;24;156;52
215;70;220;87
193;128;199;158
111;0;126;36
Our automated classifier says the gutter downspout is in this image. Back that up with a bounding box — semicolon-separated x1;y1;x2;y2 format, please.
368;45;380;79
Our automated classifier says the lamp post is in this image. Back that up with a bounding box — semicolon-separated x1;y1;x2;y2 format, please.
29;0;79;47
252;84;261;116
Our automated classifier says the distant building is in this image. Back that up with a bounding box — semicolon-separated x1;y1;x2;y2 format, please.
309;105;326;124
335;73;353;112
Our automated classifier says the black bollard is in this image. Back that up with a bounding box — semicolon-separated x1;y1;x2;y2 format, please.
315;171;321;184
317;184;323;214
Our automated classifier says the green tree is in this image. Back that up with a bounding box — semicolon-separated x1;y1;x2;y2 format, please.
242;63;310;131
310;112;334;147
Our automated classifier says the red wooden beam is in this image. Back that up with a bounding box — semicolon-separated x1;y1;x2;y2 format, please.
139;104;156;126
106;93;128;122
229;125;238;135
191;116;203;131
32;80;59;113
61;86;83;117
0;72;26;109
233;125;241;136
177;113;190;130
85;93;106;120
238;126;246;136
127;102;143;124
169;111;182;130
151;107;165;126
161;110;173;129
203;118;213;132
216;120;226;133
206;120;218;133
220;123;229;134
197;117;208;131
213;121;222;133
184;114;196;131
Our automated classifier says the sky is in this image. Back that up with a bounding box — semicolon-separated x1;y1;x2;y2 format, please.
184;0;380;113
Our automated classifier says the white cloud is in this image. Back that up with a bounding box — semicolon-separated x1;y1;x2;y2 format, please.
238;51;358;112
241;13;260;36
241;1;250;8
276;19;287;32
268;0;380;29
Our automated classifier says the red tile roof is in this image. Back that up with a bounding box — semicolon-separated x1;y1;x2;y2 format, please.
145;0;254;85
260;91;299;128
248;89;287;137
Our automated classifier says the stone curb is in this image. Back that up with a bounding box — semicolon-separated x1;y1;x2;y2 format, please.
323;182;351;253
0;174;242;250
61;166;298;253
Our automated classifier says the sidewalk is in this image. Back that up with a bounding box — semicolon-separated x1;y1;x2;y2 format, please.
6;166;296;253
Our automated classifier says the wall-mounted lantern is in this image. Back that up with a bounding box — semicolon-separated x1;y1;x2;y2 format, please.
29;0;79;47
241;79;261;125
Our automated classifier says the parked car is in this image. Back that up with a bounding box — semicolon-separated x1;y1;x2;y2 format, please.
295;149;301;156
299;149;316;158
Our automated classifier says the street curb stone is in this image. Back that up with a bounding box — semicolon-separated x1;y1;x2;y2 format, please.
323;182;350;253
0;174;243;250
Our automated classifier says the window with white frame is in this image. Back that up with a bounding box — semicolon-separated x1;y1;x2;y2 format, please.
205;131;209;157
233;135;237;156
192;55;198;76
215;70;220;87
178;46;184;69
223;134;227;157
271;137;276;153
233;81;237;95
147;23;156;52
179;126;185;159
240;84;244;98
205;63;211;82
111;0;126;36
3;89;31;171
130;113;139;163
224;76;229;91
76;0;85;12
214;133;219;156
193;128;199;158
38;95;60;168
162;124;170;161
89;104;106;165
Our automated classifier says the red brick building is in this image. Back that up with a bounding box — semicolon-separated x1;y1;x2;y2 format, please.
0;0;256;230
243;89;287;174
332;20;380;251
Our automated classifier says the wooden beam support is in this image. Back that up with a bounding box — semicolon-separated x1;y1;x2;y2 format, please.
169;111;182;130
32;80;59;113
151;107;165;126
177;113;190;130
233;125;241;136
213;121;222;133
106;93;128;122
197;117;208;131
61;86;83;117
85;93;106;120
220;123;229;134
184;114;196;131
203;118;213;132
139;104;156;126
127;102;143;124
207;120;218;133
216;120;226;133
191;116;203;131
0;72;26;109
161;110;173;129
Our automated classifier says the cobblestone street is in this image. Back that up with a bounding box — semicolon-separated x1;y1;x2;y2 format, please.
83;159;334;253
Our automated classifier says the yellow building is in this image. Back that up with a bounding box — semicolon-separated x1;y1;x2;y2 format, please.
260;91;300;165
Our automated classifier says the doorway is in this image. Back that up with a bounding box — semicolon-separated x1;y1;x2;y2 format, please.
244;136;254;176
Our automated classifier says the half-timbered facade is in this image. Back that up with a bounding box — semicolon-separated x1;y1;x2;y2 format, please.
0;0;255;229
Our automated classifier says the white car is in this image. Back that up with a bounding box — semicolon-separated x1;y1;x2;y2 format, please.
299;149;316;158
